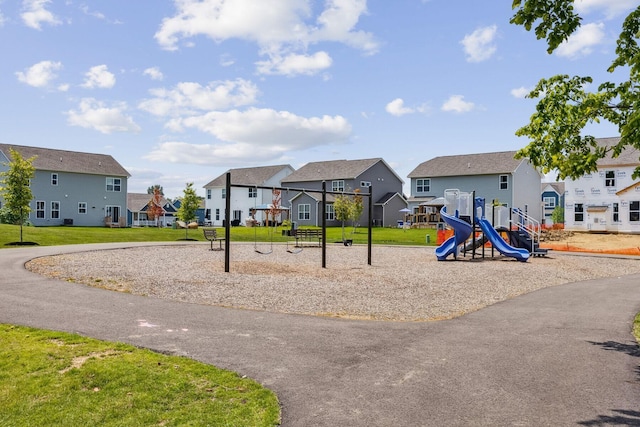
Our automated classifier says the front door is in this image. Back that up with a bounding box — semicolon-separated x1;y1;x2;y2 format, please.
106;205;121;223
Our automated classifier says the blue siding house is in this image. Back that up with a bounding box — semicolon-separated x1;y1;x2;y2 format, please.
541;182;565;226
0;144;130;227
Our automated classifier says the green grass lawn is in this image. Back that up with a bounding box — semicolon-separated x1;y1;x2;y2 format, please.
0;324;280;426
0;223;437;247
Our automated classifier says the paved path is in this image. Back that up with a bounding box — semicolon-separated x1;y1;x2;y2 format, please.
1;243;640;426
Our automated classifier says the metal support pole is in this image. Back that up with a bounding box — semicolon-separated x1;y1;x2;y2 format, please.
322;181;327;269
224;172;231;273
368;184;373;265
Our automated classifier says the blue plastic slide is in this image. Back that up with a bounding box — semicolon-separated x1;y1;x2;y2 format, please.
477;218;529;262
435;207;473;261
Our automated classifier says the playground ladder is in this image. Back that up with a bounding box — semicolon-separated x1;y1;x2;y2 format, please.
511;208;542;254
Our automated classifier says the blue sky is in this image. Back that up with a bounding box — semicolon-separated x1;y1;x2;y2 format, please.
1;0;637;198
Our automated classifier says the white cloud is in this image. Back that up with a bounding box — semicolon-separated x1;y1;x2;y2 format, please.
146;108;351;165
220;54;235;67
21;0;61;30
155;0;377;75
138;79;259;117
81;65;116;89
386;98;412;117
460;25;497;63
555;22;605;59
66;98;141;134
574;0;638;19
510;86;531;99
143;67;164;81
0;9;6;27
15;60;62;88
256;51;333;76
441;95;475;113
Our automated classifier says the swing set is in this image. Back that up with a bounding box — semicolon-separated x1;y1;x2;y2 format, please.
219;172;373;272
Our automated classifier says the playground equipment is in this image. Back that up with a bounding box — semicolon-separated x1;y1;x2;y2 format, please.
435;190;473;260
435;189;530;262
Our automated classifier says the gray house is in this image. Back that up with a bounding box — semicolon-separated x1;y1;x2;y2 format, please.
281;158;406;227
408;151;543;222
0;144;130;227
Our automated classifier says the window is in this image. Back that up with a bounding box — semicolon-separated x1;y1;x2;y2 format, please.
106;177;121;192
416;178;430;193
36;200;45;219
543;197;555;208
215;208;220;221
221;188;226;199
613;203;619;222
51;173;58;186
78;202;87;214
205;209;211;220
326;204;335;220
630;201;640;222
360;181;371;188
233;210;242;221
248;187;257;198
298;204;310;220
206;189;211;200
332;180;345;192
605;170;616;187
574;203;584;222
499;175;509;190
51;201;60;219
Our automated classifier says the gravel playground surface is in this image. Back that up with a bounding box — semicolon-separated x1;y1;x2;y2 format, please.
25;243;640;322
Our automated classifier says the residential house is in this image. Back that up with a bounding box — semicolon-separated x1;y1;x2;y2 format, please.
173;198;207;225
203;165;295;226
407;151;543;223
564;137;640;233
0;143;130;227
281;158;406;227
127;193;178;227
541;182;565;226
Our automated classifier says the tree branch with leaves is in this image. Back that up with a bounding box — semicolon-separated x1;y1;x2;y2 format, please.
511;1;640;179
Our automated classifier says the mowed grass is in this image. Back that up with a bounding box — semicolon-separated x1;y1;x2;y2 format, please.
0;223;437;247
0;324;280;427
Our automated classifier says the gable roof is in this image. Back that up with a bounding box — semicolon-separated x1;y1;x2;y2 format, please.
204;164;294;188
408;151;526;178
290;191;337;203
0;143;130;177
542;182;565;195
282;158;403;184
595;136;640;167
127;193;177;212
376;192;407;205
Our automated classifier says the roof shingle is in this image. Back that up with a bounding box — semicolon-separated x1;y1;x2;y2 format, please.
0;143;130;177
204;165;293;187
282;158;386;183
408;151;524;178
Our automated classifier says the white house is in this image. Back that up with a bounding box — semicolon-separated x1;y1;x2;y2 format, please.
564;137;640;233
203;165;295;226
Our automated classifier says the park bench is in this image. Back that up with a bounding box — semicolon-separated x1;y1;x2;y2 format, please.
292;229;322;247
203;229;223;251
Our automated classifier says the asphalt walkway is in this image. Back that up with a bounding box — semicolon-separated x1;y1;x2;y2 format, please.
1;243;639;426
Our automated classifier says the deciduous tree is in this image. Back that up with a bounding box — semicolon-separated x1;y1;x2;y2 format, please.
511;1;640;179
146;187;165;227
0;148;36;243
177;182;200;240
